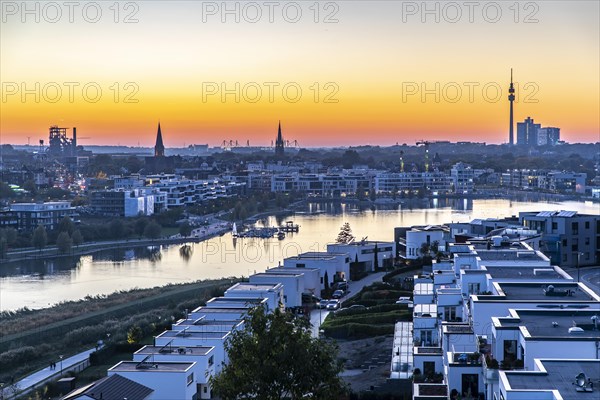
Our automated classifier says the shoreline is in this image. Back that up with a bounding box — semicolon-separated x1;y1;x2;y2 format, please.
2;193;595;264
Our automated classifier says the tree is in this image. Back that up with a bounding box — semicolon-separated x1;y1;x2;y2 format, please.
211;306;346;400
56;231;72;254
135;218;148;238
58;216;74;235
0;236;7;259
71;229;84;247
419;242;431;258
127;325;143;344
336;222;354;244
144;221;162;239
32;225;47;251
179;221;193;238
109;219;125;239
0;181;15;198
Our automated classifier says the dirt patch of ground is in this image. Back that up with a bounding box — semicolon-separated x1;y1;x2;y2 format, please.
333;334;394;392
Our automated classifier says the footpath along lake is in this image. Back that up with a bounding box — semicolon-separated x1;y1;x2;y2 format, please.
1;199;598;311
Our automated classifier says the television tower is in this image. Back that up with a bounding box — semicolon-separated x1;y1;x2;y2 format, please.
508;68;515;145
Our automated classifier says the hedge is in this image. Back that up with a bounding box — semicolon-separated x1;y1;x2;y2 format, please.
322;322;395;339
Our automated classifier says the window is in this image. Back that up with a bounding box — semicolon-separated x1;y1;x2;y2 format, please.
585;221;590;229
444;307;457;321
572;222;579;234
296;263;305;268
420;330;433;346
585;238;590;245
562;239;568;247
552;222;558;230
468;283;480;295
208;355;214;366
187;373;194;386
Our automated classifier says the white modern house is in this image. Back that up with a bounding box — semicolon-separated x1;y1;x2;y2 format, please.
224;282;284;311
265;266;321;295
108;361;197;400
133;345;216;399
283;252;349;287
249;272;304;308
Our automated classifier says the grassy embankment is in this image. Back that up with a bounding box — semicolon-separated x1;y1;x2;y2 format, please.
0;277;241;384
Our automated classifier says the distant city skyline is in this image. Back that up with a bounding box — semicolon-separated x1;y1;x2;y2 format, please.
1;1;598;146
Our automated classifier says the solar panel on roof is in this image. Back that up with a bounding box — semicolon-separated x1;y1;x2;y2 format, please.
556;211;577;217
536;211;556;217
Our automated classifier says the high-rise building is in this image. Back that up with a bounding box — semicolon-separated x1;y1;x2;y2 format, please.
154;122;165;157
275;121;285;156
516;117;540;146
508;69;515;145
537;127;561;146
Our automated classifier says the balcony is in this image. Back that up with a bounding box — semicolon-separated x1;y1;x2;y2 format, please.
449;351;482;366
482;355;499;381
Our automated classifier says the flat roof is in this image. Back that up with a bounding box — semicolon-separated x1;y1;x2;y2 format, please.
251;272;303;278
504;359;600;400
482;266;568;280
207;297;265;304
227;282;281;291
476;250;547;262
490;282;600;302
174;318;242;328
158;330;229;339
109;360;194;373
191;306;250;313
135;345;213;356
495;310;600;339
266;267;319;273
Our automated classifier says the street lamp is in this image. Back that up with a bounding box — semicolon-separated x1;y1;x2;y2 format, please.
59;355;64;376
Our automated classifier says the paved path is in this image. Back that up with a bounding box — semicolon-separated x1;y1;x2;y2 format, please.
1;346;100;399
309;272;386;337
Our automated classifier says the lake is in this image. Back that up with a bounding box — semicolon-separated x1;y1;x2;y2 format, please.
1;199;598;311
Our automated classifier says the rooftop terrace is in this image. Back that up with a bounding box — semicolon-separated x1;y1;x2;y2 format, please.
135;345;213;357
476;250;547;262
504;359;600;400
495;310;600;339
109;360;194;373
491;282;600;302
482;265;570;280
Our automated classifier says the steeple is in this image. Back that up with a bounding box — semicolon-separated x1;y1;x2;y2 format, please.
154;122;165;157
275;120;285;156
508;68;515;146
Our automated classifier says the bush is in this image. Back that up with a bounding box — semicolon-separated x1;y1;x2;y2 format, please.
322;322;394;339
325;310;411;327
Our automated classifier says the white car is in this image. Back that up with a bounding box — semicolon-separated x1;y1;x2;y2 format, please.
326;299;341;310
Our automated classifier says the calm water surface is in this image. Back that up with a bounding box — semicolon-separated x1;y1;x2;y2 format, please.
1;199;598;311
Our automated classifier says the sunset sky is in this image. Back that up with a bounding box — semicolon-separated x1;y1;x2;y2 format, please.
1;1;599;147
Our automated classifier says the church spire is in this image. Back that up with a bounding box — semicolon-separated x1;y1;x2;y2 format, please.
275;120;285;156
154;122;165;157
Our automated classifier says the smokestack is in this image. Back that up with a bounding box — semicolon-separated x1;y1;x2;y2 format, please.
72;127;77;156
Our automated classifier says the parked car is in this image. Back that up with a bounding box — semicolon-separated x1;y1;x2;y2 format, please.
396;297;413;305
317;299;328;309
326;299;341;310
332;290;345;299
